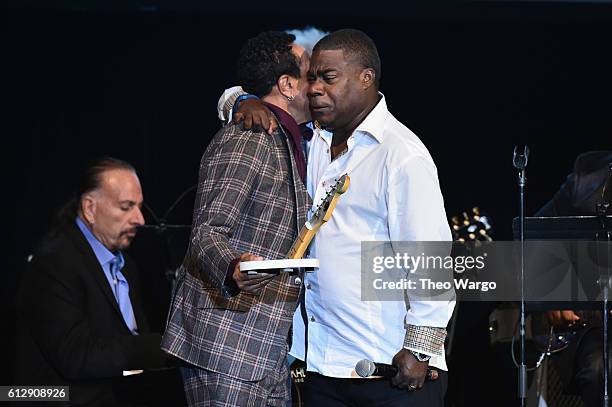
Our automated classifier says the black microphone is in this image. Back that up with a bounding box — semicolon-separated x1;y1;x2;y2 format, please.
355;359;437;380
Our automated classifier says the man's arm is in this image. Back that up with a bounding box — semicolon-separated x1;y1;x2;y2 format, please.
189;127;275;294
217;86;245;123
387;155;455;390
216;87;278;132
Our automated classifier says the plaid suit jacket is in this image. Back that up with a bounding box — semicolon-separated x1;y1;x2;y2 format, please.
161;122;311;382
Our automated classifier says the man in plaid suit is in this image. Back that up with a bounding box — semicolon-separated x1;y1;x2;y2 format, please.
161;31;312;406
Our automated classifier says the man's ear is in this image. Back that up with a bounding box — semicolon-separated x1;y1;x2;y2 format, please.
361;68;376;90
277;74;297;100
81;195;97;225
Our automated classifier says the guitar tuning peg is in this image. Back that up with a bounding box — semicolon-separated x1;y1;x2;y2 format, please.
451;216;460;225
473;207;480;215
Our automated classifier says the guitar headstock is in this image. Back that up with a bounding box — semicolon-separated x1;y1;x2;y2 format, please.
309;174;350;227
451;206;493;243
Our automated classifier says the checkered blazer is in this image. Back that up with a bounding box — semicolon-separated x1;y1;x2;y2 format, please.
161;122;311;382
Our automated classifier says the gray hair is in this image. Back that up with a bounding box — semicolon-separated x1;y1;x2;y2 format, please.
285;27;329;54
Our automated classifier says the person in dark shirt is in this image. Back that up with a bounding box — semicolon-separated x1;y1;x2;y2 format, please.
536;150;612;407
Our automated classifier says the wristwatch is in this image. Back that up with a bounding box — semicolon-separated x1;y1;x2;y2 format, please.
409;350;431;362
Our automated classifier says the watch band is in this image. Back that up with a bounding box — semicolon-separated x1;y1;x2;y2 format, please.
232;94;260;115
409;350;431;362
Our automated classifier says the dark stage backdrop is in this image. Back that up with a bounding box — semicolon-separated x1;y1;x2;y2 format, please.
3;2;611;405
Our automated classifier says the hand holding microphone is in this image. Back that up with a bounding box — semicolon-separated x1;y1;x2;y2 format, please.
355;350;438;391
355;359;438;380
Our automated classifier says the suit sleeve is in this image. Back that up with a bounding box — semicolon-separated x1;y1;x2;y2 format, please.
20;257;168;381
387;155;455;357
189;127;272;291
536;171;576;216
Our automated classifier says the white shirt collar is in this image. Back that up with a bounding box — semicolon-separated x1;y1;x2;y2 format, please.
354;92;388;143
316;92;388;145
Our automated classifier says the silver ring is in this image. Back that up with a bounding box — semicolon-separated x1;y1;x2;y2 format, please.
409;384;417;390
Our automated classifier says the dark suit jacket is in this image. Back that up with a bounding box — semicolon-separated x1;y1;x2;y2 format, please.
15;221;169;406
162;122;311;382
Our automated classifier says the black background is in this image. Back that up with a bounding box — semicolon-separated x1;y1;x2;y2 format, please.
3;1;611;405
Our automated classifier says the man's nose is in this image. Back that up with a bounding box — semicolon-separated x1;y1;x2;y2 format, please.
133;207;145;226
308;80;323;98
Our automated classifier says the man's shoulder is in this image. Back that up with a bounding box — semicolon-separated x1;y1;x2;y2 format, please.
33;224;78;262
201;124;286;168
574;151;612;175
25;225;85;286
212;123;276;147
379;112;434;164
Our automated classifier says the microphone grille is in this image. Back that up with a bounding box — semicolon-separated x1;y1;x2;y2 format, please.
355;359;375;378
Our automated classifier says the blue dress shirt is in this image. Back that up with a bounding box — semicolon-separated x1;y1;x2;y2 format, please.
76;217;139;335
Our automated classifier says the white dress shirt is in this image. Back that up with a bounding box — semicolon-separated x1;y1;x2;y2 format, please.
289;95;454;376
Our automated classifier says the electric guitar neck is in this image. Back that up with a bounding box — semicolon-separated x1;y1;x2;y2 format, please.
287;174;350;259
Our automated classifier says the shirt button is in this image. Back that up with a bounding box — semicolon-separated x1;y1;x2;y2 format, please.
310;316;315;322
306;283;312;289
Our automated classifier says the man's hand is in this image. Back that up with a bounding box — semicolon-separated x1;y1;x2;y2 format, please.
391;349;429;391
233;99;278;133
232;253;275;294
546;310;580;328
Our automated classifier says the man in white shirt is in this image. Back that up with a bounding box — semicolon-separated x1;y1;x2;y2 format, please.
286;29;454;407
222;28;454;406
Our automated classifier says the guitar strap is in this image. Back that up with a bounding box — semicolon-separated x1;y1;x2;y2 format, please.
300;285;309;359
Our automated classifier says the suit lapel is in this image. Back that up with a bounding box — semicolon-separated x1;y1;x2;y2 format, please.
65;222;131;332
274;119;311;230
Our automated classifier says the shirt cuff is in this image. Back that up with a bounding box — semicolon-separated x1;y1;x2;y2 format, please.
403;325;447;357
221;258;241;298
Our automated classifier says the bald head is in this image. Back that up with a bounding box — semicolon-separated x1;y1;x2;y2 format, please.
313;29;381;89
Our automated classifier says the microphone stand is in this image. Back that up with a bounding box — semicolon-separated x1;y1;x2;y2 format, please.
596;163;612;407
513;146;529;407
139;185;196;294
